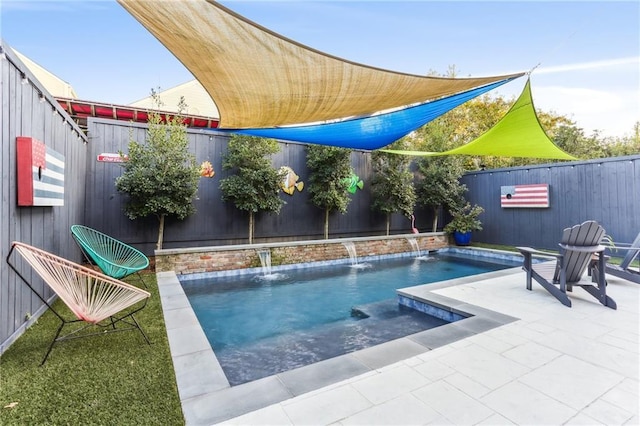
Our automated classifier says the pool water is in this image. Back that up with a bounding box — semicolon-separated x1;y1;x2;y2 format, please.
181;251;520;385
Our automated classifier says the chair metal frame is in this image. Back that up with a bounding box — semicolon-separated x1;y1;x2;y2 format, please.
6;242;151;365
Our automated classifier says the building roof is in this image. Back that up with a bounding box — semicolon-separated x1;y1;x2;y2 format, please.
13;48;78;99
129;79;220;119
14;49;219;130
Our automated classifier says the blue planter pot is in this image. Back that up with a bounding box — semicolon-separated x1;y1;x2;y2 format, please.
453;231;472;246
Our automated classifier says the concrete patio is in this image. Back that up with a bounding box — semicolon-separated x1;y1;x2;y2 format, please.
159;265;639;425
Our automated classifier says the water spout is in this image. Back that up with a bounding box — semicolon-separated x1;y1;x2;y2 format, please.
342;242;358;266
406;237;429;260
257;249;272;275
406;237;421;258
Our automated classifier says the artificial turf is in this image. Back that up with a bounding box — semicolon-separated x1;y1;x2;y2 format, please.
0;273;184;425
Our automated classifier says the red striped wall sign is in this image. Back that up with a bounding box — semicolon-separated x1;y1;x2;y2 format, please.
17;137;65;206
500;184;549;208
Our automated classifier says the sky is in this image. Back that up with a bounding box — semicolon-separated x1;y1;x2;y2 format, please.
1;0;639;139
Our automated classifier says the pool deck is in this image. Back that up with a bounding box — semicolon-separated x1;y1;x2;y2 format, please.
157;265;639;425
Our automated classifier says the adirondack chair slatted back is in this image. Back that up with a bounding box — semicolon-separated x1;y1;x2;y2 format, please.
620;231;640;270
555;221;605;283
10;242;150;324
71;225;149;280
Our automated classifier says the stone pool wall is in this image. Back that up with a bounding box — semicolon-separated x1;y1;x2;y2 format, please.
155;233;449;274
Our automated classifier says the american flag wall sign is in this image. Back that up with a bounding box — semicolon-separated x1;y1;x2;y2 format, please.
17;137;65;206
500;184;549;208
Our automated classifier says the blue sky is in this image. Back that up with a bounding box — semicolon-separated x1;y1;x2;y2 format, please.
2;0;638;138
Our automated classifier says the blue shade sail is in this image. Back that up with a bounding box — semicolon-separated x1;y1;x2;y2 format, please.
213;77;520;150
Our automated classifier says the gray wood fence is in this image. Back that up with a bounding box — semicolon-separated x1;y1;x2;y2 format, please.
1;41;88;352
461;156;639;251
83;118;422;254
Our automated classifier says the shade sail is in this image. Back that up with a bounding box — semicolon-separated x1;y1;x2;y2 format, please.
117;0;524;129
381;79;577;160
217;78;518;150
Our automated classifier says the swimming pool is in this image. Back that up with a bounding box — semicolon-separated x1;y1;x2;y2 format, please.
180;250;521;385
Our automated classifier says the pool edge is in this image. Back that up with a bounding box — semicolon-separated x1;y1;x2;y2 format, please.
156;258;522;425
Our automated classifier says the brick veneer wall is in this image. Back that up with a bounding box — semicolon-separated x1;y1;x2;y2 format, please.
155;233;449;275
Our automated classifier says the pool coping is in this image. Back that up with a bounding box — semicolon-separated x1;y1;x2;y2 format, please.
156;249;528;425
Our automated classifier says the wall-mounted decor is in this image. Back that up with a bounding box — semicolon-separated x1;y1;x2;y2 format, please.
17;137;65;206
343;170;364;194
200;161;215;178
97;153;127;163
280;166;303;195
500;184;549;208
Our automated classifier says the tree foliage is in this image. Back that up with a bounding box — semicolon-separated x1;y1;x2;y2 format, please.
306;145;352;239
443;202;484;234
219;135;284;244
603;122;640;156
115;92;200;250
371;139;416;235
405;116;467;232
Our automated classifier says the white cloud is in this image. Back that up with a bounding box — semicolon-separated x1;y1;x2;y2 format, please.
534;86;638;137
535;86;622;114
536;57;640;74
525;56;640;137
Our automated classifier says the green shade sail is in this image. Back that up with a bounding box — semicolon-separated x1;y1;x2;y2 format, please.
381;79;577;160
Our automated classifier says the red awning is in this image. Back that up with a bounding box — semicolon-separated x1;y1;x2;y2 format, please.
56;97;219;129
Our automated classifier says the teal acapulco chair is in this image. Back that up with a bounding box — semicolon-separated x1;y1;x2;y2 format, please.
71;225;149;288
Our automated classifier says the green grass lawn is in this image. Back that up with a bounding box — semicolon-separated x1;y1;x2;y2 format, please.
0;273;184;425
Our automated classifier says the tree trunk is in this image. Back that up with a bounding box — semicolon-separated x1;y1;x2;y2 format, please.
386;213;390;236
156;213;165;250
432;207;439;232
324;208;329;240
249;211;254;244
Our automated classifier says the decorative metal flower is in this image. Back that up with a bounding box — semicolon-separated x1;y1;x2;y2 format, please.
199;160;215;178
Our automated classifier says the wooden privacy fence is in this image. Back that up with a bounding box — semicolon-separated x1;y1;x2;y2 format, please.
461;155;639;250
84;116;639;255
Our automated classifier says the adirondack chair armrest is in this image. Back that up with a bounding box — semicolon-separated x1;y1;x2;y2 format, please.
517;247;562;259
558;244;605;253
606;245;638;252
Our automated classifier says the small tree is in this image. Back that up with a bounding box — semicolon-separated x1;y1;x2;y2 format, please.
306;145;352;239
219;135;284;244
115;92;200;250
371;140;416;235
409;118;467;232
415;156;467;232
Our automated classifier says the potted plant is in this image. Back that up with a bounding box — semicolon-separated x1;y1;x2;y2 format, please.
443;202;484;246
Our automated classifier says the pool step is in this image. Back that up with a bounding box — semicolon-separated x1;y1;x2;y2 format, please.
216;299;448;386
351;299;418;320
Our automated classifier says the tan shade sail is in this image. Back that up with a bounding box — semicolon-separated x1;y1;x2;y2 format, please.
117;0;524;129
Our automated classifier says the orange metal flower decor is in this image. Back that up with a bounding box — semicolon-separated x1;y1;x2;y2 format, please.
199;161;215;178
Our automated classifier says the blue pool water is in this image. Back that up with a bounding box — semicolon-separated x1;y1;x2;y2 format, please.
181;251;520;385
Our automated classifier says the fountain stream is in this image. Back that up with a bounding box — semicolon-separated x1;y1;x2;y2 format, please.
406;237;429;260
406;237;422;258
342;242;359;266
257;249;272;275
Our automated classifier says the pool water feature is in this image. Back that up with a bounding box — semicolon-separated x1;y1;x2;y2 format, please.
180;250;521;385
